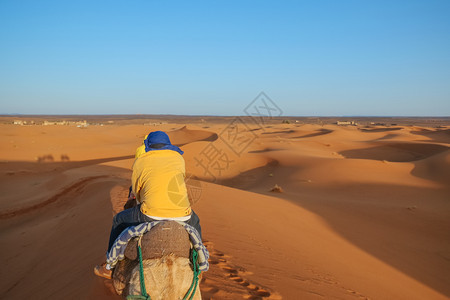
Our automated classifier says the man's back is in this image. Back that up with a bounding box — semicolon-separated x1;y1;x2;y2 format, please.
132;149;191;218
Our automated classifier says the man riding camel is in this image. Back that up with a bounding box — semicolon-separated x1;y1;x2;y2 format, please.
94;131;202;279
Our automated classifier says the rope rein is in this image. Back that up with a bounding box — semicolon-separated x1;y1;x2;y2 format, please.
183;248;201;300
127;235;150;300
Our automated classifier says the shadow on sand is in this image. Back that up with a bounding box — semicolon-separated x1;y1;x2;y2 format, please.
0;159;130;299
216;158;450;297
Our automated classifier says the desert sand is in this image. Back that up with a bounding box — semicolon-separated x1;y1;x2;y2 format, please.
0;117;449;299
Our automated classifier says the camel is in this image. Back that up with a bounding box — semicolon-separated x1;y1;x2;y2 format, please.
111;221;202;299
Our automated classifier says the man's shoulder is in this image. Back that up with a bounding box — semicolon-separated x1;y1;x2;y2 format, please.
135;144;146;159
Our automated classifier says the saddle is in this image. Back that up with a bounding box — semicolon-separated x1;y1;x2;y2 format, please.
112;221;193;296
124;221;191;260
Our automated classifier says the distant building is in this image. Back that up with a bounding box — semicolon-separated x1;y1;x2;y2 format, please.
143;121;168;126
43;120;86;126
75;120;88;128
336;121;357;126
76;120;87;126
43;120;54;126
13;120;24;125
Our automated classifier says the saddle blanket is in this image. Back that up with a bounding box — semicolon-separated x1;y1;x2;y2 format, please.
106;221;209;272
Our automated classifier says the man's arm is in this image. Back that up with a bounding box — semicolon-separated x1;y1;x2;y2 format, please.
131;164;142;203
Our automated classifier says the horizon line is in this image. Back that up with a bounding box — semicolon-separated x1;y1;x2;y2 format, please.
1;114;449;118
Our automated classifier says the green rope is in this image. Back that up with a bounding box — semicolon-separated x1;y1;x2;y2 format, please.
183;248;201;300
127;238;201;300
127;237;151;300
138;244;150;299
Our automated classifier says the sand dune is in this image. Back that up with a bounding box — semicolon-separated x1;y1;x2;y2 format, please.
0;121;449;299
339;142;449;162
168;125;219;146
360;127;403;132
411;128;450;144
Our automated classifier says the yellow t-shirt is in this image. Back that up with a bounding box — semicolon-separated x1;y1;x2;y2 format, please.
132;149;191;218
135;144;146;159
135;134;148;159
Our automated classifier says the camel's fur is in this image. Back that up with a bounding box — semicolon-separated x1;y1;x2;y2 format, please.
112;221;201;299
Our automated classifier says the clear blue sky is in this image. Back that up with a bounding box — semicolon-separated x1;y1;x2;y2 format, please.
1;0;449;116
